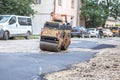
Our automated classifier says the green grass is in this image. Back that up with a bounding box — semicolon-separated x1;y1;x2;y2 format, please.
115;24;120;27
30;35;40;39
11;35;40;40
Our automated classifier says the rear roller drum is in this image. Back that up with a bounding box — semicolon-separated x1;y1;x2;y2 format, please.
61;39;70;50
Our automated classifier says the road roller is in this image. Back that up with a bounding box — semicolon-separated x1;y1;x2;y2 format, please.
40;13;72;52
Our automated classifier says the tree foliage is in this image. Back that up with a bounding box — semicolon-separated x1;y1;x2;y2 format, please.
80;0;120;27
0;0;34;16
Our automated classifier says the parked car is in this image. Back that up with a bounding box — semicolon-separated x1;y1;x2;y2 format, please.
103;29;113;37
71;26;90;38
71;26;82;38
81;27;90;38
109;27;119;37
88;28;98;38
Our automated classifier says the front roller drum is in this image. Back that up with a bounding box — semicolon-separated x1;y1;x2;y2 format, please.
40;41;61;52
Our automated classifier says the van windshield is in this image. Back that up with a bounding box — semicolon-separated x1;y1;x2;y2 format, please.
0;16;10;23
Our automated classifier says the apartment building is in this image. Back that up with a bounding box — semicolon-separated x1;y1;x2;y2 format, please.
31;0;80;34
105;17;115;28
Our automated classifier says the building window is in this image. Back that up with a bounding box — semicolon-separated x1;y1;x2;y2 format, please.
34;0;41;4
71;0;74;8
58;0;62;6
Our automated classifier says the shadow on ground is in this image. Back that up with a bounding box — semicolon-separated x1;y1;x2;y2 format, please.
92;44;116;50
69;41;98;49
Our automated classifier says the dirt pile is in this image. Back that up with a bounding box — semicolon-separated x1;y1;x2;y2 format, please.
44;45;120;80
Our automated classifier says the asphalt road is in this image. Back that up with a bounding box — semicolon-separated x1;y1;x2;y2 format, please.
0;38;119;80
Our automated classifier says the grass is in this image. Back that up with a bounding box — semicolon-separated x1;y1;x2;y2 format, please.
11;35;40;40
30;35;40;39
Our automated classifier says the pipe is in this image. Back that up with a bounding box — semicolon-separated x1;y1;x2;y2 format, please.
54;0;56;13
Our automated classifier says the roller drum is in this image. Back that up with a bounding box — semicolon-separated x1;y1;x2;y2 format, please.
40;41;61;52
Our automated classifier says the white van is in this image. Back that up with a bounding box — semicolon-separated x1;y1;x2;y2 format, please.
0;15;32;40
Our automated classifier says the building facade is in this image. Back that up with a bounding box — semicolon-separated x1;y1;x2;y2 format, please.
105;17;115;28
31;0;80;34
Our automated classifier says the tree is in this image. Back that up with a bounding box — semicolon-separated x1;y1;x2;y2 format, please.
80;0;120;28
98;0;120;26
0;0;34;16
109;0;120;20
80;0;104;27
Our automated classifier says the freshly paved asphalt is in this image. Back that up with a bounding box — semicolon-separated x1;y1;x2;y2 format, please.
0;38;118;80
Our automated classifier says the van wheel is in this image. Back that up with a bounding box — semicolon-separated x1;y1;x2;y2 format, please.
25;32;30;39
3;31;9;40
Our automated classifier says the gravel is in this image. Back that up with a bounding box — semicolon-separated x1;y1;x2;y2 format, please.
43;44;120;80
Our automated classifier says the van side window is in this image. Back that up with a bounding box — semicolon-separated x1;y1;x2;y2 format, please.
18;17;32;26
9;16;16;25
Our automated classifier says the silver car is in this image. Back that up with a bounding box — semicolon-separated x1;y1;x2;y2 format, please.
88;28;99;38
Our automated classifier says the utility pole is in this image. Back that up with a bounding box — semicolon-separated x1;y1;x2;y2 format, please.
76;0;80;26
